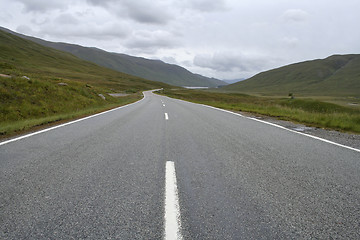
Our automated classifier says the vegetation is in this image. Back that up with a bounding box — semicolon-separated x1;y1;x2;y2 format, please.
0;27;226;88
0;29;170;137
157;89;360;133
221;54;360;97
1;27;359;137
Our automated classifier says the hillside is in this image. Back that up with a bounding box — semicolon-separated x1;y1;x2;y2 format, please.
0;27;226;88
0;29;170;91
223;78;246;84
0;28;170;136
222;54;360;97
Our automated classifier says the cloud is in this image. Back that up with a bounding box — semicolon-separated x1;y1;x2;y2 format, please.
2;0;360;80
282;9;309;22
181;60;192;67
53;13;79;25
193;52;271;73
124;30;179;53
16;25;33;35
122;0;173;25
181;0;228;12
86;0;173;25
40;22;129;39
86;0;113;6
161;56;178;64
281;37;300;48
13;0;67;12
191;51;283;79
194;53;239;72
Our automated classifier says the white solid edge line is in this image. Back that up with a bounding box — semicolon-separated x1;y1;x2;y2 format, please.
0;92;147;146
161;96;360;153
165;113;169;120
165;161;183;240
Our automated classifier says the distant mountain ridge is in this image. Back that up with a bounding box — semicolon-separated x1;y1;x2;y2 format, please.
0;28;170;92
0;27;226;88
223;78;246;84
222;54;360;96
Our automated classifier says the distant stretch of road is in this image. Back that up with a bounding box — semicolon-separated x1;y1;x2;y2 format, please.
1;90;359;239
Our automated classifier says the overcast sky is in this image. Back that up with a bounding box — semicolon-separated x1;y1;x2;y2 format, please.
1;0;359;79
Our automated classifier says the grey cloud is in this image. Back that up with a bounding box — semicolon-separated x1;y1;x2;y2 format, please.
0;11;12;23
3;0;359;80
182;0;228;12
181;60;192;67
122;1;172;25
31;17;51;26
41;22;129;39
87;0;227;18
86;0;172;25
281;37;300;48
124;30;179;52
162;56;177;64
194;54;239;72
193;52;270;73
16;25;33;35
282;9;309;22
86;0;113;6
54;14;79;25
13;0;67;12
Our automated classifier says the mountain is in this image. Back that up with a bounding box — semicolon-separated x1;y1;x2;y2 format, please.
0;27;173;135
223;78;246;84
222;54;360;96
0;27;226;88
0;28;170;92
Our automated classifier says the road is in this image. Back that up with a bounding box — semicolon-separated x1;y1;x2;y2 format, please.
1;90;359;239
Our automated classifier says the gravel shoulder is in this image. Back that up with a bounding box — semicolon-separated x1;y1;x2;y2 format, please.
238;111;360;150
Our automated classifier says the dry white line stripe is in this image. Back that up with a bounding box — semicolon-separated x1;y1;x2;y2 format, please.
163;104;166;107
203;104;360;153
165;113;169;120
165;161;183;240
0;93;147;146
163;96;360;153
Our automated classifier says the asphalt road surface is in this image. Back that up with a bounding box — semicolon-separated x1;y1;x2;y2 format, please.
1;91;359;239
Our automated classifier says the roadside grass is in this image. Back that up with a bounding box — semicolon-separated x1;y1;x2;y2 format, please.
0;100;138;138
0;75;141;137
0;29;171;138
157;89;360;133
0;30;170;93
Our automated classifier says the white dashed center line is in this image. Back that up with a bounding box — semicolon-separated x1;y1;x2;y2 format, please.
164;161;183;240
165;113;169;120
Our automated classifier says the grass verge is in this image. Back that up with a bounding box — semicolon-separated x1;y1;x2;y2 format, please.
0;98;139;139
0;95;141;139
0;75;142;138
0;29;169;139
157;89;360;134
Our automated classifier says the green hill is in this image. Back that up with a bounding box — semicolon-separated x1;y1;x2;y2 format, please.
0;28;170;136
222;54;360;97
0;27;226;88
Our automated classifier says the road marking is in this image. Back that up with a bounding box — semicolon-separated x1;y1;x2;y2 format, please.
165;113;169;120
165;161;183;240
202;104;360;153
163;104;166;107
247;116;360;153
0;92;147;146
162;96;360;153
